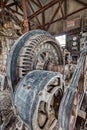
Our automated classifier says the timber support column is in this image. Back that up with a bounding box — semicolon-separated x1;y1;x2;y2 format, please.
22;0;29;33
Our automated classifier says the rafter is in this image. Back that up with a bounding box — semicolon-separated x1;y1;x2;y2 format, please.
6;7;23;16
6;2;15;8
4;0;9;6
27;0;41;27
28;0;61;20
43;6;87;28
37;0;42;7
31;0;41;8
42;12;45;22
13;0;18;12
0;0;87;34
67;7;87;18
22;0;27;20
15;5;18;12
4;9;21;25
74;0;87;6
64;0;67;18
17;4;23;12
60;0;64;18
46;0;64;30
36;0;46;29
61;7;64;18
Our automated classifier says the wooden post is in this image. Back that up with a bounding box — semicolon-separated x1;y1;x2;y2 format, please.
22;0;29;33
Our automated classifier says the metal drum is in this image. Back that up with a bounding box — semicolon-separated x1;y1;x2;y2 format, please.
6;30;63;104
15;70;64;130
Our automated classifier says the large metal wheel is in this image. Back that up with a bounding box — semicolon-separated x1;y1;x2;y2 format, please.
18;34;63;78
6;30;63;103
32;83;63;130
15;70;64;130
58;88;79;130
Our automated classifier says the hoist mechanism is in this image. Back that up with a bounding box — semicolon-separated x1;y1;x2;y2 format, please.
0;30;87;130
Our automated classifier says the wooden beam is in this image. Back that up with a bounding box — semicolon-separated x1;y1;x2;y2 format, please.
4;9;21;25
17;4;23;12
22;0;27;20
13;0;18;12
64;0;67;18
46;0;64;30
6;2;15;8
37;0;46;29
42;12;45;29
4;0;9;5
28;0;61;20
22;0;29;33
16;5;18;12
74;0;87;6
13;0;23;12
37;0;42;7
42;6;87;28
31;0;41;8
27;0;41;27
60;0;64;18
6;7;23;16
66;6;87;17
61;7;64;18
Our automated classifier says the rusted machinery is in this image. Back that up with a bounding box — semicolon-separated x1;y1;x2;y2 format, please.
6;30;63;104
0;29;87;130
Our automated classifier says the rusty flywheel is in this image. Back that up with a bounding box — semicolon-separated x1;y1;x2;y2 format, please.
6;29;63;103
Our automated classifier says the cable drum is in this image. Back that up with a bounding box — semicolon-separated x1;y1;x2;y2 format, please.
15;70;64;130
6;30;63;103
